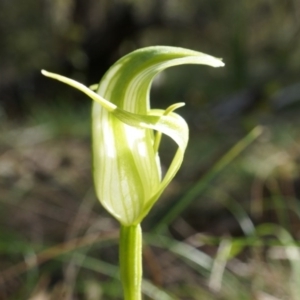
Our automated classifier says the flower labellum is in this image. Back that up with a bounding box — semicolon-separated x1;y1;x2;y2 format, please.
42;46;224;226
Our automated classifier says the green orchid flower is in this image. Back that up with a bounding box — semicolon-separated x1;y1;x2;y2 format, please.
42;46;224;299
42;46;223;226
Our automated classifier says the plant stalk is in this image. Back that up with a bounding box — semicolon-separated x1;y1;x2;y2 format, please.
120;224;142;300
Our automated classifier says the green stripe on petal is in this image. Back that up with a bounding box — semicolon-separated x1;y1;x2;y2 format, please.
98;46;224;114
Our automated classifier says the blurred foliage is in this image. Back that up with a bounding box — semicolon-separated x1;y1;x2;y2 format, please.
1;0;300;117
1;0;300;299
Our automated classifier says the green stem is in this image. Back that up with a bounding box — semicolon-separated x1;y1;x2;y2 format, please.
120;224;142;300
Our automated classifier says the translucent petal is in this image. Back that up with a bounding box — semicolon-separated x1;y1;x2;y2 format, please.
42;46;224;225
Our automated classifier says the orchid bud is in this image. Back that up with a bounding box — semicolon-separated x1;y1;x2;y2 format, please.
42;46;224;226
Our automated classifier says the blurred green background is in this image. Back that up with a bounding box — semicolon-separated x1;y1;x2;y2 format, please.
1;0;300;299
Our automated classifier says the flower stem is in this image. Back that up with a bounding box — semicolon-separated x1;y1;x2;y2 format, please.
120;224;142;300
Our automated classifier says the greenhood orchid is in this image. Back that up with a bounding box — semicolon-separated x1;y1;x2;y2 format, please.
42;46;224;226
42;46;224;299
